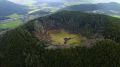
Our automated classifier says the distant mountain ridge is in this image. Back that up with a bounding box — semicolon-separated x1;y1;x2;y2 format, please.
64;2;120;16
0;0;29;16
35;1;64;8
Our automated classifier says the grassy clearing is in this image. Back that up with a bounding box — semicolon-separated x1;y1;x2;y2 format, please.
49;29;81;45
0;20;22;28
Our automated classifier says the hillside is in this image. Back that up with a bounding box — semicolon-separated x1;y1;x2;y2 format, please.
0;0;29;16
29;10;51;16
0;11;120;67
64;2;120;16
1;11;120;46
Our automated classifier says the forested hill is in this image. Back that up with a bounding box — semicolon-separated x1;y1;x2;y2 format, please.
32;11;120;38
0;11;120;67
63;2;120;16
1;11;120;45
0;0;29;16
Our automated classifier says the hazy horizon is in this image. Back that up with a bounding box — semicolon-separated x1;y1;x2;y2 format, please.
8;0;120;5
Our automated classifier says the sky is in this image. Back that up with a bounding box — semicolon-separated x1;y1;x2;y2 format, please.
8;0;120;5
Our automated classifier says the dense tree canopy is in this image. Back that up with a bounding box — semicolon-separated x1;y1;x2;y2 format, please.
0;11;120;67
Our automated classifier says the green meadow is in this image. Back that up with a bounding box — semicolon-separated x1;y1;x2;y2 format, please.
49;30;81;45
0;20;22;29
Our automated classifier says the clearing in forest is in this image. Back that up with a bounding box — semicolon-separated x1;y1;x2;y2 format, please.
49;29;81;45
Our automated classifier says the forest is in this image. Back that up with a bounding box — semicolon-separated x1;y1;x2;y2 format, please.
0;11;120;67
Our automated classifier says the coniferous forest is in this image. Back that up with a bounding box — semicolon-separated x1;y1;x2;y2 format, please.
0;10;120;67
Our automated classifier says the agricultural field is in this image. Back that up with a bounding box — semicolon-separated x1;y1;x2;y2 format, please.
0;14;23;29
7;13;22;18
0;19;22;29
